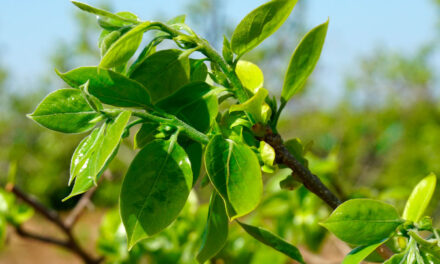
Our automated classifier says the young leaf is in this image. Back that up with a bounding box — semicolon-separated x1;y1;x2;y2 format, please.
130;49;190;102
120;139;193;249
98;11;138;30
237;221;305;263
222;36;234;65
284;138;308;168
71;1;138;24
235;60;264;92
99;30;122;57
281;20;329;102
321;199;403;245
230;88;272;124
231;0;298;56
28;88;100;133
156;82;218;133
66;111;131;200
204;135;263;220
196;193;229;263
100;21;151;68
403;173;437;222
342;239;387;264
56;67;151;108
383;252;406;264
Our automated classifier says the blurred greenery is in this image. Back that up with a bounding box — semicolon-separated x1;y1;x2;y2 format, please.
0;0;439;263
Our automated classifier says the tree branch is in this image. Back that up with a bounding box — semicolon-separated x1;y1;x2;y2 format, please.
65;185;97;228
6;184;103;264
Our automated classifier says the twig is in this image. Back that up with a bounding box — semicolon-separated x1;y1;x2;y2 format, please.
65;185;97;228
6;184;102;264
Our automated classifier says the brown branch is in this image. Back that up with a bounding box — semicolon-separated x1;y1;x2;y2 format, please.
254;125;394;260
6;184;103;264
65;185;97;228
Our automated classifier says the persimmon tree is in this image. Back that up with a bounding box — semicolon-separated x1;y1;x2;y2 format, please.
1;0;438;263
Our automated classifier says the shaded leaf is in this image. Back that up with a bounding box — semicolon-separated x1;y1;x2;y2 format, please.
134;122;158;149
190;59;208;82
130;49;190;102
281;20;329;101
204;135;263;219
238;221;305;263
196;192;229;263
157;82;218;133
321;199;403;245
29;88;100;133
120;140;192;249
231;0;298;56
57;66;150;108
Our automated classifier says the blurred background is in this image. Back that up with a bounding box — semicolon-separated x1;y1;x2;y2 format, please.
0;0;439;263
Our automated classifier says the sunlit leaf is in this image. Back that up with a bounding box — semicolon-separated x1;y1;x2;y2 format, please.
403;173;437;222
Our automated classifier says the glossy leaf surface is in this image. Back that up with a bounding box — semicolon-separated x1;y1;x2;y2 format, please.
321;199;403;245
204;135;263;219
29;88;100;133
403;173;437;222
281;20;328;101
57;67;150;107
130;49;190;102
120;140;192;249
196;193;229;263
238;221;305;263
66;111;131;200
157;82;218;132
231;0;298;56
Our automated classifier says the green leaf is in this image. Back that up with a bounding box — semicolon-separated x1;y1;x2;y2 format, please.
230;88;272;124
284;138;308;168
181;141;203;185
66;111;131;200
56;66;150;108
134;122;158;149
98;11;138;30
196;193;229;263
231;0;298;56
99;30;122;57
321;199;403;245
120;139;193;249
403;173;437;222
342;239;387;264
204;135;263;220
238;221;305;263
130;49;190;102
71;1;138;24
281;20;329;102
28;88;100;133
100;21;151;68
157;82;218;133
190;59;208;82
235;60;264;92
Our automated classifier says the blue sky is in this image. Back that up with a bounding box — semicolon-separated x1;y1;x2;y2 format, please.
0;0;437;96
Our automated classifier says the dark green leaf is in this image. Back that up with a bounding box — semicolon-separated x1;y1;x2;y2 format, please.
196;193;229;263
29;88;100;133
231;0;298;56
57;66;150;107
403;173;436;222
100;21;151;68
130;49;190;102
66;111;131;200
321;199;403;245
134;122;158;149
238;221;305;263
342;239;387;264
157;82;218;132
204;135;263;219
181;141;203;185
281;20;329;101
284;138;308;168
190;59;208;82
120;139;193;249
